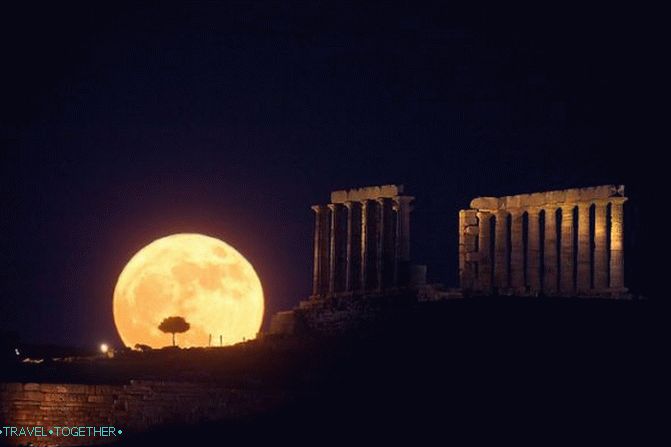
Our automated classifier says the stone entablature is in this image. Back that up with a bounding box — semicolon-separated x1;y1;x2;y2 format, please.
469;184;625;211
459;185;627;297
330;184;404;203
311;185;414;298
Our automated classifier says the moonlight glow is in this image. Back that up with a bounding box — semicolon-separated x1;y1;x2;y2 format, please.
113;233;264;348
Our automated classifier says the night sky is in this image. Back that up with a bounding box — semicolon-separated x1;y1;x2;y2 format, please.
1;2;660;347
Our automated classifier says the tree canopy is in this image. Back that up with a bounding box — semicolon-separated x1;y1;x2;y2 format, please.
158;316;190;347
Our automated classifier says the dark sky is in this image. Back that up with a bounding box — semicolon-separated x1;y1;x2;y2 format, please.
0;2;660;347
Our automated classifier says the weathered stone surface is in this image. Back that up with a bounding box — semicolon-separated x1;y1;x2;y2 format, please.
462;210;478;225
559;205;575;294
465;252;480;262
40;383;71;393
594;202;608;290
470;197;500;210
609;199;626;289
1;383;24;392
268;310;298;335
576;203;591;294
494;211;509;289
479;185;626;210
464;225;479;235
0;381;286;447
313;185;415;299
543;208;558;294
510;211;524;289
527;209;541;292
459;185;627;298
477;211;493;292
331;184;403;203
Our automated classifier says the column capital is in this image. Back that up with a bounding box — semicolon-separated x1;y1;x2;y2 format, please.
343;200;355;209
393;195;414;204
559;203;575;211
526;206;542;216
392;195;414;210
311;204;327;213
609;196;628;205
592;199;611;207
507;207;524;217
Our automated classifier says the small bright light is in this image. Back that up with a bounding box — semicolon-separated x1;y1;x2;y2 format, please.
14;348;20;356
100;343;109;354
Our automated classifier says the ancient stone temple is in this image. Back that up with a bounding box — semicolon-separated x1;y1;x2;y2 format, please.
311;184;415;298
459;185;628;297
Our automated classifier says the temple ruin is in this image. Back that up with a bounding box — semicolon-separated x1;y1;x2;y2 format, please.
310;184;415;298
459;185;627;297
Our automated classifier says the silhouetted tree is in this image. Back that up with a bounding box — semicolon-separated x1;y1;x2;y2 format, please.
158;316;190;347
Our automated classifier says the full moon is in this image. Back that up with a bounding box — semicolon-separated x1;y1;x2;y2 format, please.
113;233;264;348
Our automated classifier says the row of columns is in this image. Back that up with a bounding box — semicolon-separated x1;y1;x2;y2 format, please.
312;196;413;297
469;198;626;295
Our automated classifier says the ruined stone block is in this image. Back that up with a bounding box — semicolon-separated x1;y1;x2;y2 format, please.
464;225;479;235
462;210;478;225
470;197;500;210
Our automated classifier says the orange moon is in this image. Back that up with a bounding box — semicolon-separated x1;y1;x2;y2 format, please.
113;233;264;348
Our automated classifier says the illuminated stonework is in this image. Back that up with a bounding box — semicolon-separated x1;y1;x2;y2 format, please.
311;185;415;298
459;185;628;297
0;381;283;446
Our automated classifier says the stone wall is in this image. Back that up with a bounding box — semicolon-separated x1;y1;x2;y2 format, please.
266;293;420;337
267;310;299;335
0;381;284;446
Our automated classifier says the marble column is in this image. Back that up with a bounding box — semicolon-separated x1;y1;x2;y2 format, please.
382;198;396;290
327;203;342;294
609;198;627;290
510;209;524;291
494;210;509;290
393;202;402;287
459;210;466;284
594;201;608;290
375;198;386;291
576;202;591;294
344;201;355;292
526;207;541;293
477;211;493;292
459;210;479;291
311;205;329;297
373;198;393;291
360;199;377;292
395;196;413;262
559;204;575;295
543;207;558;294
393;196;413;287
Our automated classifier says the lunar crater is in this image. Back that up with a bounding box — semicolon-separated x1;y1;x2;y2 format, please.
113;233;264;348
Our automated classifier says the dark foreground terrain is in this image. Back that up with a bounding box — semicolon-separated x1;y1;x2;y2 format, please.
1;298;666;446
